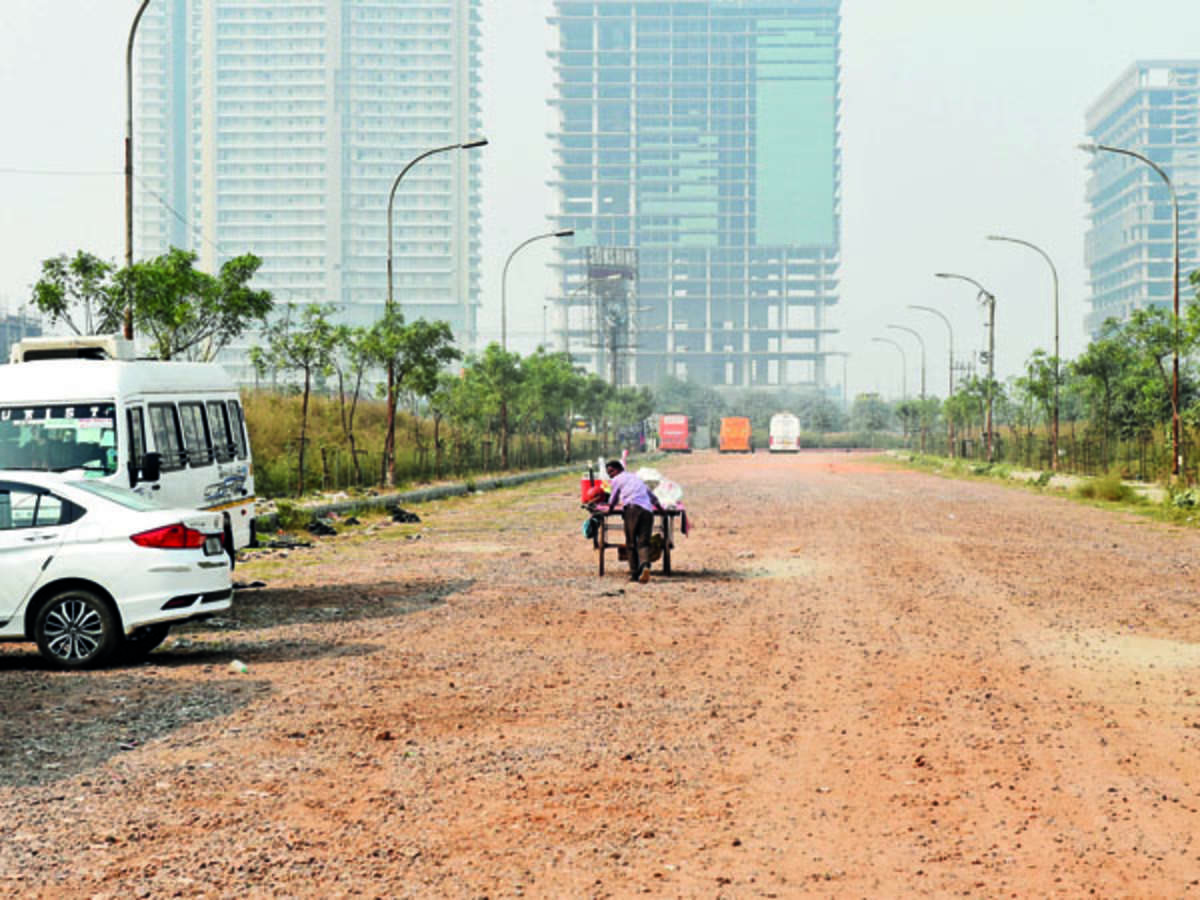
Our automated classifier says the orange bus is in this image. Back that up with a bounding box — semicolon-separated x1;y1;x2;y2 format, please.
718;416;753;453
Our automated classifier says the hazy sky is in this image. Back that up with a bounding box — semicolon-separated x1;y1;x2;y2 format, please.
1;0;1197;399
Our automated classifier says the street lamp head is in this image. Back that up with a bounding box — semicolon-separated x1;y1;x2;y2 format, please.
554;229;575;238
934;272;953;279
461;137;489;149
1077;142;1099;154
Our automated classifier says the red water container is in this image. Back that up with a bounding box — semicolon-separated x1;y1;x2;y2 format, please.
580;474;597;502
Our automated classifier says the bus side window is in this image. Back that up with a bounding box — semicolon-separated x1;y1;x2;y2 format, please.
207;401;235;463
178;402;214;467
127;408;146;463
148;404;186;471
227;400;248;460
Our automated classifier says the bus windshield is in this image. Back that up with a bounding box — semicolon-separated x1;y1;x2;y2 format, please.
0;403;119;477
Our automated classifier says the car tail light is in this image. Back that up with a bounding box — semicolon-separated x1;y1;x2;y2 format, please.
131;523;211;549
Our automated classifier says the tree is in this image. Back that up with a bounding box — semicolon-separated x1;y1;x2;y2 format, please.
577;373;614;450
116;248;273;360
1071;322;1131;458
330;325;374;484
606;385;655;450
428;372;466;477
518;350;585;462
894;399;921;445
30;251;122;335
850;393;891;441
653;375;724;440
260;304;340;495
807;395;843;433
368;309;460;485
460;343;523;470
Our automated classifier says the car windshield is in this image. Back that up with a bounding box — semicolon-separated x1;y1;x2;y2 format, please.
0;403;119;477
68;479;163;512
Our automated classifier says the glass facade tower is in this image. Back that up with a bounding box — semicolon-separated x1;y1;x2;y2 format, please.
548;0;841;389
1083;61;1200;337
134;0;484;364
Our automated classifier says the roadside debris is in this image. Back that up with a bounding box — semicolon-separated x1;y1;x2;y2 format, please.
389;505;421;524
258;536;312;550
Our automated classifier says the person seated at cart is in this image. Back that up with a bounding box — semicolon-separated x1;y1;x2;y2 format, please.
604;459;659;584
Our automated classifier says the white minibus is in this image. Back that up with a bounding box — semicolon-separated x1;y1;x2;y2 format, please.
0;336;255;554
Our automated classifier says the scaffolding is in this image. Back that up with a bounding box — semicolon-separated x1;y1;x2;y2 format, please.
558;247;639;386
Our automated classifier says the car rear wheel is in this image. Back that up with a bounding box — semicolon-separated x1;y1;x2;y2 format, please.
120;622;172;661
34;588;120;669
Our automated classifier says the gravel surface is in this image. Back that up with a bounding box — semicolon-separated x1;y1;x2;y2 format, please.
3;450;1200;897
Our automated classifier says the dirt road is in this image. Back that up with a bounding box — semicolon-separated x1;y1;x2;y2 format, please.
4;451;1200;897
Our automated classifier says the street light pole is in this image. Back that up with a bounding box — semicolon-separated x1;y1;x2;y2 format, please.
124;0;152;340
988;234;1060;470
384;137;488;487
501;229;575;352
909;304;955;457
937;272;997;462
871;337;907;400
1079;142;1182;477
888;324;927;452
887;325;925;400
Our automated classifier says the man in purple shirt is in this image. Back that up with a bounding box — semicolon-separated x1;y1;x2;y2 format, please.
605;459;657;583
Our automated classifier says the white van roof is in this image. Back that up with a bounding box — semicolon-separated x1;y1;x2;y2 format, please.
9;334;135;364
0;358;238;402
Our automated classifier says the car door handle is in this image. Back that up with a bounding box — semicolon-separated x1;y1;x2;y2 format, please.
23;534;55;542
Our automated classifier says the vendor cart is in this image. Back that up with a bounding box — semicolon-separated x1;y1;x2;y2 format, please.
587;506;683;576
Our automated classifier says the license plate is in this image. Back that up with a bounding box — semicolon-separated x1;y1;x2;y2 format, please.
203;536;223;556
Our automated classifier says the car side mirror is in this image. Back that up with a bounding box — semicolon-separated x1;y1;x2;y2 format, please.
142;451;162;483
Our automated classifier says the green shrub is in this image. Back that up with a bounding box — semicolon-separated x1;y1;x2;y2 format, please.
273;500;308;531
1171;487;1200;509
1073;470;1141;504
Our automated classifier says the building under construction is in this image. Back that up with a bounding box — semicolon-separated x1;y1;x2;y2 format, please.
547;0;842;389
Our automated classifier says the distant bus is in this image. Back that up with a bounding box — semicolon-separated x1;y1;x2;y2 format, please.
657;414;691;453
718;416;753;453
768;413;801;453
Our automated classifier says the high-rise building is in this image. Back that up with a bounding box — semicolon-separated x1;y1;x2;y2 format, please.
548;0;841;389
0;311;41;364
135;0;484;366
1083;61;1200;337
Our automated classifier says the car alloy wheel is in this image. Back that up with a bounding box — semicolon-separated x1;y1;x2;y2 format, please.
35;589;119;669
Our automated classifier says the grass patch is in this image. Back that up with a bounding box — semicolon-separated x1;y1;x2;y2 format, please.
1072;469;1143;504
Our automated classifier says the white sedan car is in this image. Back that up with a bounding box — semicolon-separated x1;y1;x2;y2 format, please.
0;472;231;669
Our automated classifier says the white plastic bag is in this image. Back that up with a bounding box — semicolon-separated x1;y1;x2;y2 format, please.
636;467;664;490
654;477;684;508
